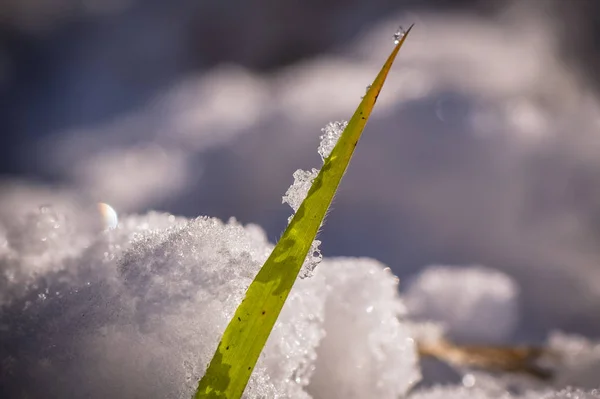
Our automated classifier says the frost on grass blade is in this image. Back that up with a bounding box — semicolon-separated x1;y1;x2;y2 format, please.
282;121;347;279
283;168;322;279
318;121;347;161
283;169;320;214
195;25;413;399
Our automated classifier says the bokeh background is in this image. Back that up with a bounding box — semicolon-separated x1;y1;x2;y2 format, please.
2;0;600;341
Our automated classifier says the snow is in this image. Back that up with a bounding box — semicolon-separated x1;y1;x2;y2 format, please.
410;387;600;399
404;265;520;343
21;7;600;344
282;168;322;279
547;332;600;390
3;3;600;398
282;169;320;214
0;198;418;398
281;120;347;279
317;121;347;161
306;258;419;398
401;267;600;399
3;196;600;399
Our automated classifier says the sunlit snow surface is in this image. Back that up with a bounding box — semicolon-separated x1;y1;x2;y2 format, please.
1;201;600;398
0;204;418;398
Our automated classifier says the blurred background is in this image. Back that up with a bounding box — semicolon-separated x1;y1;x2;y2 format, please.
2;0;600;341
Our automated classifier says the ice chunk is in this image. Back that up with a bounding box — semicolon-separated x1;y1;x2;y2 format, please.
404;265;519;343
317;121;347;161
308;257;420;399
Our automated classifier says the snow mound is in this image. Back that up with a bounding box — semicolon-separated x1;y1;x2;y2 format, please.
307;258;420;398
2;201;600;399
404;265;520;343
0;204;418;398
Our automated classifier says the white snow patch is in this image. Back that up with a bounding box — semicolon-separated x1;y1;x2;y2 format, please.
307;258;420;398
404;265;519;343
0;201;418;398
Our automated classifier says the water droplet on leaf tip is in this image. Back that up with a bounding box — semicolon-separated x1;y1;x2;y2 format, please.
393;25;406;44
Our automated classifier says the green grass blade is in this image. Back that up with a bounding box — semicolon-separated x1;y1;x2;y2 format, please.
194;25;413;399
